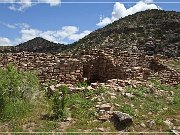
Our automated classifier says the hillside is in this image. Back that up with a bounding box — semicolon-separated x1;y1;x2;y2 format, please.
0;9;180;133
0;37;66;53
0;10;179;56
15;37;66;53
66;10;180;57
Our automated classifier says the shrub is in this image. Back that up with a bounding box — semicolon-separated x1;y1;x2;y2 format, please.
0;63;40;121
0;63;39;101
1;100;33;121
46;83;69;121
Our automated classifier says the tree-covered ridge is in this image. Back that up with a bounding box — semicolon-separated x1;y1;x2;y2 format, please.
67;9;180;57
0;9;179;57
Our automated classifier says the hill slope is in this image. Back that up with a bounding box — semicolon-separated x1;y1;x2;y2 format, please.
66;9;180;57
0;37;66;53
0;10;179;56
15;37;66;53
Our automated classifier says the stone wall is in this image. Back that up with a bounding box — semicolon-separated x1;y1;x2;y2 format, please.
0;48;179;85
81;48;179;85
0;52;83;84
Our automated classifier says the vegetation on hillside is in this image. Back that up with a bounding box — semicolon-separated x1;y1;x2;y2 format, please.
0;64;40;121
0;10;179;57
0;66;179;132
67;10;180;57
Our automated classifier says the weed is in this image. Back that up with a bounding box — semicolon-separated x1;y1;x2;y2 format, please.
125;85;147;98
172;85;180;109
155;117;164;126
0;100;34;121
52;84;69;121
118;104;135;116
76;81;88;88
95;86;108;95
150;79;171;91
171;59;180;65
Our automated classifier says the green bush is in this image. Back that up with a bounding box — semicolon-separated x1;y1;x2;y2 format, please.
0;63;39;101
1;100;33;121
0;63;40;121
49;84;69;121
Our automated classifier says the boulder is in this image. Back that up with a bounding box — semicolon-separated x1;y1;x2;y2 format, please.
112;111;133;130
147;120;156;128
164;119;174;129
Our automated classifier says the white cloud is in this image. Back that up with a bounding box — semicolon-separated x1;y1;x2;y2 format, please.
97;17;112;28
14;25;91;44
97;0;161;27
16;23;30;29
1;22;30;29
0;37;12;46
3;0;61;11
16;28;41;43
55;26;79;39
6;24;17;29
69;30;91;41
142;0;153;3
39;0;61;6
9;0;32;11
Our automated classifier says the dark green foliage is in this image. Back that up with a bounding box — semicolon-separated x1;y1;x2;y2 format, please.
0;96;4;114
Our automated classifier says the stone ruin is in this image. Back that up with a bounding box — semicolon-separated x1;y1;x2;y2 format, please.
0;48;179;85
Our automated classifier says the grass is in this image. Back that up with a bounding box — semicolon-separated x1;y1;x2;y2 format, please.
0;77;179;132
0;100;34;122
171;59;180;66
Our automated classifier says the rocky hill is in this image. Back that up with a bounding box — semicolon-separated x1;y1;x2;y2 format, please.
0;10;179;57
0;37;66;53
15;37;65;53
66;10;180;57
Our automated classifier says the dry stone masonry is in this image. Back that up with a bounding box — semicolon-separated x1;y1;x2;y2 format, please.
0;52;83;84
0;48;179;85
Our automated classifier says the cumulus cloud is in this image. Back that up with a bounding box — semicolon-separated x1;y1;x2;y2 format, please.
0;37;12;46
14;26;91;44
3;0;61;11
68;30;91;41
0;22;91;45
55;26;79;39
97;0;161;27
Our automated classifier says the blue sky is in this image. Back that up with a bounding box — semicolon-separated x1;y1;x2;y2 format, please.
0;0;180;46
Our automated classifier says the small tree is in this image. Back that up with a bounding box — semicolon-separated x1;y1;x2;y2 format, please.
52;84;68;121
